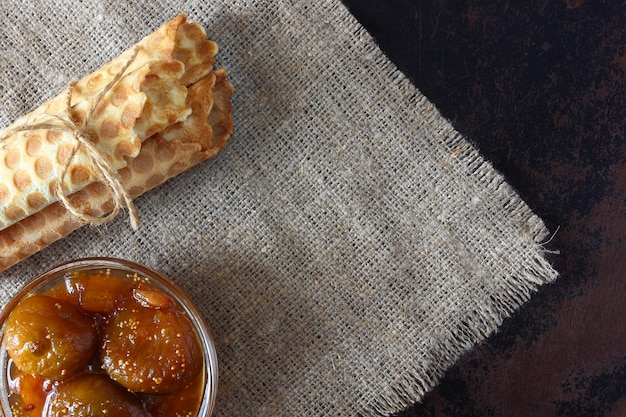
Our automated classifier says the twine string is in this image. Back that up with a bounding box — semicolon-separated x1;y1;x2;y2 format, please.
0;48;140;229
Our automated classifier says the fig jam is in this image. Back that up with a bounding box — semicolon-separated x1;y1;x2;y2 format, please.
0;260;216;417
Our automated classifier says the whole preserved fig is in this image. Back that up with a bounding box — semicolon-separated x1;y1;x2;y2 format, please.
100;292;203;394
45;373;148;417
4;295;97;379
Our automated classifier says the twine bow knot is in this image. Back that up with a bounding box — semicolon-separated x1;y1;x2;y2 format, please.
0;48;140;229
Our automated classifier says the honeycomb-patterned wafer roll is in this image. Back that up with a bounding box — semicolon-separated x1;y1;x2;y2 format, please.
0;16;233;272
0;14;220;232
0;68;234;273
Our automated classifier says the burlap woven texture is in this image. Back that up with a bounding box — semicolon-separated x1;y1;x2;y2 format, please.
0;1;558;416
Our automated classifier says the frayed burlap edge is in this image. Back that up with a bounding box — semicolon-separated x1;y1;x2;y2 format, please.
338;7;559;417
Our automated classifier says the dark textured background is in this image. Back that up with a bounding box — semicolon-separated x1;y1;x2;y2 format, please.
340;1;626;416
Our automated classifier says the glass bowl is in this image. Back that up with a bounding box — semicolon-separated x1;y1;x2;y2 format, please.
0;257;218;417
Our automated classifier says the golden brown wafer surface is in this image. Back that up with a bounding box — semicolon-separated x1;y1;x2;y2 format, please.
0;70;233;273
0;15;233;272
0;15;219;232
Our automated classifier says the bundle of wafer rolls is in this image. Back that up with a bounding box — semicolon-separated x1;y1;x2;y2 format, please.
0;14;234;272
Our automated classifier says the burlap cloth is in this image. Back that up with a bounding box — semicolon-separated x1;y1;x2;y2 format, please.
0;1;558;416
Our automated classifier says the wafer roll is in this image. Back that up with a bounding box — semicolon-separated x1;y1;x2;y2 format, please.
0;68;233;273
0;14;220;231
0;16;233;272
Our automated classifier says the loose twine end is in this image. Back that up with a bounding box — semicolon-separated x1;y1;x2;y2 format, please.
0;48;141;230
